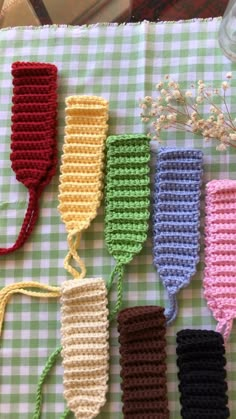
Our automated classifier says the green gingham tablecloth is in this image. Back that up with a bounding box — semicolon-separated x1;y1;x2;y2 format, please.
0;17;236;419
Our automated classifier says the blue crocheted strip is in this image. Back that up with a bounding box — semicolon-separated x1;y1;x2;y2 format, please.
153;147;203;324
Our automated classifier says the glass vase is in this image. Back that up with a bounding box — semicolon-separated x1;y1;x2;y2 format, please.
219;0;236;62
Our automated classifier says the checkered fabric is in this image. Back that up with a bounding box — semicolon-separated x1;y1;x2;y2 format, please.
0;18;236;419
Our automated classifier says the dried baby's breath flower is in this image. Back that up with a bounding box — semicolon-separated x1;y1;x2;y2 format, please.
185;91;192;97
139;73;236;151
222;81;229;90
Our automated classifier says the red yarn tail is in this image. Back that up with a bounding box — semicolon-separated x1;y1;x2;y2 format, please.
0;188;39;254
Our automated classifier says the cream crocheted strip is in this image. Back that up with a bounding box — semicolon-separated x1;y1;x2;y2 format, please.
61;277;109;419
58;95;108;233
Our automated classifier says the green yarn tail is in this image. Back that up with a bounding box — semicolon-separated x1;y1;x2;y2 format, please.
33;345;71;419
33;346;62;419
61;407;72;418
107;262;125;321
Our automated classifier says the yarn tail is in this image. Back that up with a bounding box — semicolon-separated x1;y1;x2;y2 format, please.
165;292;178;325
0;188;39;254
33;345;71;419
107;262;125;321
0;281;60;337
216;318;233;342
33;346;63;419
64;230;86;279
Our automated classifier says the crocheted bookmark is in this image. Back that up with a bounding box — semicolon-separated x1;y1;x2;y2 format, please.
118;306;169;418
105;134;151;319
0;62;58;254
176;329;230;419
61;277;109;419
0;63;59;334
0;96;109;419
153;148;203;324
58;95;108;279
204;179;236;341
33;96;110;418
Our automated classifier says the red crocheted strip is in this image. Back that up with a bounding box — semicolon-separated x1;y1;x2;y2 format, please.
0;62;58;255
118;306;169;419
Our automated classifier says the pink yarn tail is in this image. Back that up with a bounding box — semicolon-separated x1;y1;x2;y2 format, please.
216;318;233;343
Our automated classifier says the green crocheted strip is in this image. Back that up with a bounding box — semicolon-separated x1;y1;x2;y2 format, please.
105;134;150;265
105;134;150;320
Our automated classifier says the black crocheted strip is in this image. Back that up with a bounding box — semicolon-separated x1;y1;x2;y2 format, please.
176;329;230;419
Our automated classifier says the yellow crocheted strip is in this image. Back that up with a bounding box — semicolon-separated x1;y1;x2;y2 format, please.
58;96;108;279
61;277;109;419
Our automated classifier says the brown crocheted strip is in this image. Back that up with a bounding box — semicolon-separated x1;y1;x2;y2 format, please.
118;305;166;325
119;330;167;346
118;306;169;419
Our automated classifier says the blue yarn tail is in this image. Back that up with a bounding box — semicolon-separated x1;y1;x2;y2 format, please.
165;293;178;325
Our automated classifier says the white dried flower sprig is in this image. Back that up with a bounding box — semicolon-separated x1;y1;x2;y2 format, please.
140;72;236;151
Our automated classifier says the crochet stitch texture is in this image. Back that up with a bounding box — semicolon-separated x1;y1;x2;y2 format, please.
105;134;150;318
118;306;169;418
0;61;58;254
21;95;109;418
152;148;203;324
176;329;229;419
42;95;109;419
61;277;109;419
58;95;108;279
204;179;236;341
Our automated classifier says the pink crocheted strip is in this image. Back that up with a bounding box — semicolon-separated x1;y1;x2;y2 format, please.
204;179;236;341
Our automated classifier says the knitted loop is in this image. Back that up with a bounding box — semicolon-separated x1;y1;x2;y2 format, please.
0;62;58;255
0;282;60;337
118;306;169;418
152;148;203;324
58;95;108;279
204;180;236;341
60;278;109;419
105;134;151;317
176;329;230;419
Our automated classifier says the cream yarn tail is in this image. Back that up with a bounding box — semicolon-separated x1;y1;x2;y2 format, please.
61;277;109;419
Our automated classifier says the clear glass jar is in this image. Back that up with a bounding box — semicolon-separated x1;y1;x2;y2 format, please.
219;0;236;62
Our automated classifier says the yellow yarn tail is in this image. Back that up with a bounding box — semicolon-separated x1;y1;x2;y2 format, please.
0;282;61;337
64;230;86;280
